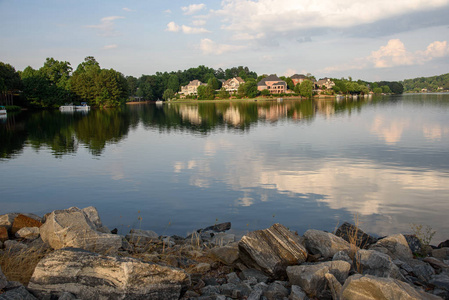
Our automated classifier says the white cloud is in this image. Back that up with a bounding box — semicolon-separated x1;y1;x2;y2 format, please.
200;38;247;55
322;39;449;72
368;39;415;68
182;3;206;15
123;8;134;12
192;20;206;26
166;21;180;32
103;44;118;50
164;9;172;14
166;22;210;34
86;16;125;37
215;0;449;40
284;69;297;77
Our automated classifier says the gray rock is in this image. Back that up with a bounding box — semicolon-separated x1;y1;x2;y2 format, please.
226;272;241;284
219;282;252;298
286;261;351;297
332;251;352;265
239;223;307;278
325;273;342;300
200;285;220;296
355;249;404;280
248;289;264;300
264;281;289;300
430;274;449;291
432;248;449;261
28;248;189;300
289;285;308;300
0;286;38;300
125;228;159;245
335;222;378;249
0;265;7;290
15;227;40;240
240;268;270;283
209;244;239;265
341;274;442;300
404;234;423;254
82;206;110;233
39;207;122;254
407;259;435;282
304;229;352;259
424;257;449;271
198;222;231;233
4;240;28;252
58;292;77;300
210;233;235;246
369;234;413;260
193;263;211;273
438;240;449;248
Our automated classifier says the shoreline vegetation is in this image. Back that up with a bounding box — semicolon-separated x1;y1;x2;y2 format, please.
1;207;448;299
1;57;448;111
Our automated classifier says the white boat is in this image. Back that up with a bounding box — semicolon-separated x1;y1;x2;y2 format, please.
59;104;75;111
0;106;6;115
155;99;163;105
75;102;90;110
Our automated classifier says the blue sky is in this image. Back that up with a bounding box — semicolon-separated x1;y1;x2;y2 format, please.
1;0;448;81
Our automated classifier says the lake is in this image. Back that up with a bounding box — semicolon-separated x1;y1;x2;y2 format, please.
1;93;449;243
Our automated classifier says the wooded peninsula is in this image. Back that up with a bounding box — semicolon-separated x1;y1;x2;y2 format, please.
0;56;448;108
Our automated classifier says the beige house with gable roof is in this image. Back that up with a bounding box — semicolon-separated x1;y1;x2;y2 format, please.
180;80;206;96
223;77;245;92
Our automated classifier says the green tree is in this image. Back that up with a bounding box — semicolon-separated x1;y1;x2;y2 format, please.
381;85;392;93
167;74;180;92
218;87;229;99
243;79;259;98
126;76;138;97
373;87;383;94
163;89;175;101
299;80;314;98
260;89;271;96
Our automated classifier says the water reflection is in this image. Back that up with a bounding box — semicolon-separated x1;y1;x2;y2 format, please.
1;94;449;241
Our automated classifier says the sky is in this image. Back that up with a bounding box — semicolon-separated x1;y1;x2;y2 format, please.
1;0;448;82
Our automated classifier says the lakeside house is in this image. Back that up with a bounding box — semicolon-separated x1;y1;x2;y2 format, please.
180;80;207;96
257;74;287;94
222;77;245;92
290;74;307;86
315;77;335;90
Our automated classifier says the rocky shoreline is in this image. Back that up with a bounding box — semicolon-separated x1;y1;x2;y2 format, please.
1;206;449;300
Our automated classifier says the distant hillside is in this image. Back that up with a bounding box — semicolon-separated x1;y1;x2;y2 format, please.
402;73;449;92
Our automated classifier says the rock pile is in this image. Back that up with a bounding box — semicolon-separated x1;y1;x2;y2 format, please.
0;206;448;299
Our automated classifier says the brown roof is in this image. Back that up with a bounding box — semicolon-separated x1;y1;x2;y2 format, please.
290;74;306;79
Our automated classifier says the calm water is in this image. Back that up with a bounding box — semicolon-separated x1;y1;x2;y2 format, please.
1;94;449;243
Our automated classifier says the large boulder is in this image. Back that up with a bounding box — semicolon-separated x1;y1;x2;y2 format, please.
355;249;404;280
28;248;190;300
39;207;122;253
286;261;351;297
335;222;378;249
369;234;413;261
238;223;307;278
304;229;352;259
341;274;441;300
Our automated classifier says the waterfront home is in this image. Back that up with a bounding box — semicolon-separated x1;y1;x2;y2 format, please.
180;80;207;96
290;74;307;86
223;77;245;92
257;74;287;94
315;78;335;90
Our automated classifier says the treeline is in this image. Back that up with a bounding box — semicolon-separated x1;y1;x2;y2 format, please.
0;58;259;108
129;65;258;101
1;57;128;108
402;73;449;92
